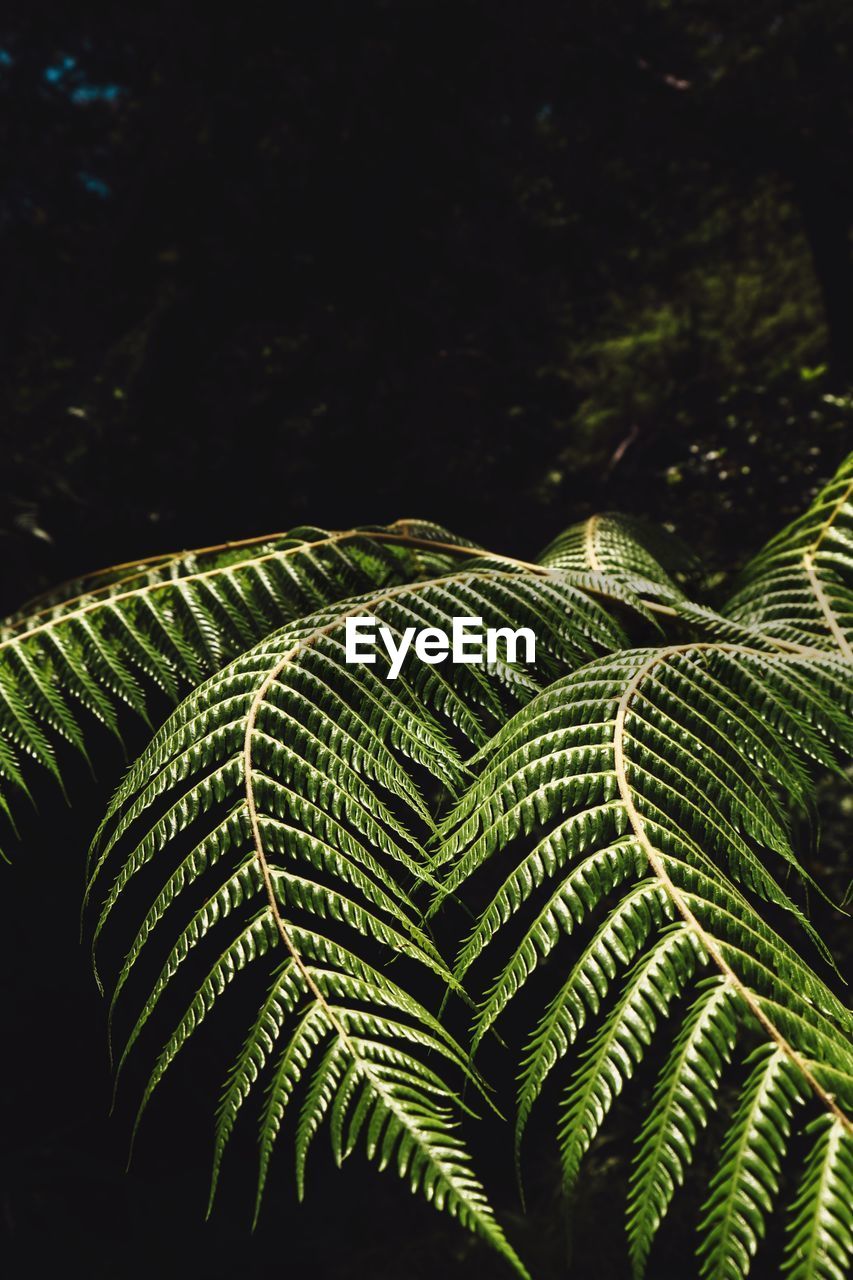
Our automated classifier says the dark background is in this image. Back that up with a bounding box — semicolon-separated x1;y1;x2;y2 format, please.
1;3;852;1277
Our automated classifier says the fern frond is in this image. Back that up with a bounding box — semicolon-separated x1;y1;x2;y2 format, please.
511;879;673;1149
20;464;852;1275
85;567;632;1272
557;923;704;1187
436;642;853;1277
724;452;853;658
0;522;480;847
538;512;698;600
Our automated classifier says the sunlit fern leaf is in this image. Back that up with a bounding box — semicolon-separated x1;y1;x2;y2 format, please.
697;1044;808;1280
438;649;853;948
3;519;482;631
511;879;675;1154
723;452;853;658
84;569;628;1274
557;923;705;1188
461;836;648;1053
626;975;739;1277
782;1114;853;1280
538;512;699;600
434;643;853;1278
3;533;336;632
10;456;852;1277
0;521;481;849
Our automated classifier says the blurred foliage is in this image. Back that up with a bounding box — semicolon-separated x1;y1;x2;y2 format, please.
2;2;853;616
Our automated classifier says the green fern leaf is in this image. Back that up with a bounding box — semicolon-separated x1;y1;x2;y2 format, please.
558;923;704;1188
697;1044;808;1280
538;512;698;600
85;568;629;1274
782;1114;853;1280
436;640;853;1277
10;457;851;1276
724;452;853;658
0;522;482;848
627;975;739;1277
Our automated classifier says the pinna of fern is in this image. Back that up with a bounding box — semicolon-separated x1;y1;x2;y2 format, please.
433;631;853;1279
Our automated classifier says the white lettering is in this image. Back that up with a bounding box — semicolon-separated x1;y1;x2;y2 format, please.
379;625;417;679
344;615;538;677
452;616;483;664
485;626;536;665
346;616;378;664
414;627;449;663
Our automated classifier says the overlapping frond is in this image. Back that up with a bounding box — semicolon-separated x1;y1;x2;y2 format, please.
7;455;853;1276
0;521;478;848
724;452;853;658
538;512;698;600
435;642;853;1278
84;568;630;1273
